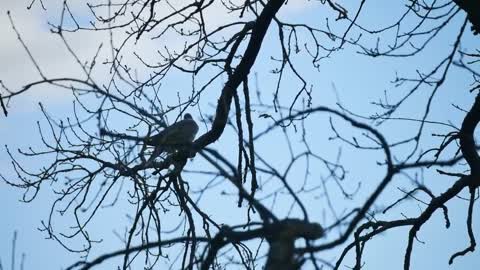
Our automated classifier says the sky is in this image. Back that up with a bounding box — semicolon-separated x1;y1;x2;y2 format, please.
1;0;479;269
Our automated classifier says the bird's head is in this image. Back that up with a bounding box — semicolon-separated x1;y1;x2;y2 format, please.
184;113;193;120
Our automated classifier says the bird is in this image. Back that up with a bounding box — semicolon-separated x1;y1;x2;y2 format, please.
144;113;199;157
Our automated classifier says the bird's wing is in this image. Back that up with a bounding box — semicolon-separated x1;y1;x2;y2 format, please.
144;128;168;146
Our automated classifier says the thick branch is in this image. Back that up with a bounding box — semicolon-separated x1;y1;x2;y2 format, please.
194;0;286;149
453;0;480;34
459;93;480;176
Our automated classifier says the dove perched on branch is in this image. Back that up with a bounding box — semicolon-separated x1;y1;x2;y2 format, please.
144;113;199;157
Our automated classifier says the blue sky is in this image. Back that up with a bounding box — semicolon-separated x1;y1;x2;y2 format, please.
1;0;479;269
